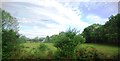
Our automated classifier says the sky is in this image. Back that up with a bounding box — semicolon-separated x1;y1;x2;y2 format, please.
1;0;119;38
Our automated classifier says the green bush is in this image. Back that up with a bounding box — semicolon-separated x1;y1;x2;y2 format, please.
54;28;85;59
38;43;48;51
2;30;19;59
32;43;55;59
54;36;74;59
75;46;100;60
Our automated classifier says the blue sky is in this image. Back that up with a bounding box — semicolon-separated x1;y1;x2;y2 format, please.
1;0;119;38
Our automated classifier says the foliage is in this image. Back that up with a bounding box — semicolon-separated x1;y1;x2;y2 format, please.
44;36;50;42
54;28;85;59
49;35;60;43
7;42;119;59
76;43;119;59
28;37;45;42
18;35;28;43
82;24;102;43
2;30;19;59
32;43;53;59
34;37;45;42
75;46;100;60
73;34;85;44
1;9;19;59
9;43;58;59
82;14;120;44
1;9;19;31
103;14;120;44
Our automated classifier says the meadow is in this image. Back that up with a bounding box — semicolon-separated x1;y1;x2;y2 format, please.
76;43;119;59
9;42;119;59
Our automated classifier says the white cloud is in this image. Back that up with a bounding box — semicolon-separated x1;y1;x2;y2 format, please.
2;0;90;38
86;15;108;24
27;1;89;26
19;25;64;38
2;0;116;38
13;1;89;38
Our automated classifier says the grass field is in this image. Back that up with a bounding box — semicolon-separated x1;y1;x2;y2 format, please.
10;42;57;59
76;43;119;59
10;42;119;59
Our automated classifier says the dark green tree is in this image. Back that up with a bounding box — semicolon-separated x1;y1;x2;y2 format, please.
44;36;50;42
82;24;102;43
18;35;28;43
1;9;19;59
49;35;59;43
82;14;120;44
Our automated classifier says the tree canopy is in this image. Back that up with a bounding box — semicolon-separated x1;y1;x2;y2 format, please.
1;9;20;59
82;14;120;45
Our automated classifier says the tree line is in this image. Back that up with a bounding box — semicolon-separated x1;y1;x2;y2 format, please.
82;14;120;45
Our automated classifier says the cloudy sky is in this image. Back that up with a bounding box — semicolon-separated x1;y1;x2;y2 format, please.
1;0;119;38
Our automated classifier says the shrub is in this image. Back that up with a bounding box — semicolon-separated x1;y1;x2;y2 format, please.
54;36;74;59
32;43;56;59
75;46;100;60
38;43;48;51
2;30;19;59
54;28;85;59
